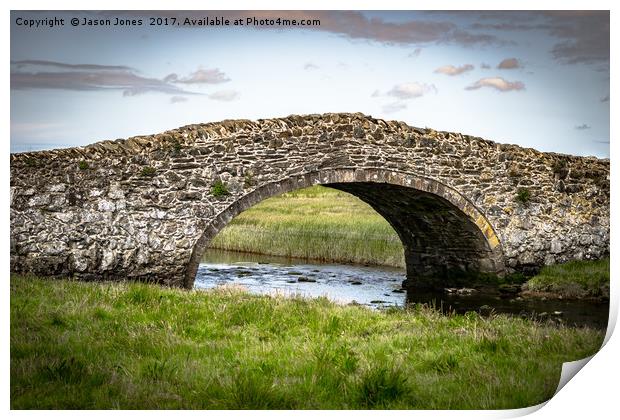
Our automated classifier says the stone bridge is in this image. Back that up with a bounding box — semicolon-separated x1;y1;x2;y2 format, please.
10;113;609;288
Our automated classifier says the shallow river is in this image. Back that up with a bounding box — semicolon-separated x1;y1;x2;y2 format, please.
196;249;609;330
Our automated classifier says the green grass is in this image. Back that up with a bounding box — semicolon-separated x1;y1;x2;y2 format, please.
525;258;610;298
209;185;405;267
11;275;604;409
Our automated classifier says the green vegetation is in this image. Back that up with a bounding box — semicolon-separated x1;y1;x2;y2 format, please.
11;275;604;409
210;185;405;267
211;180;230;197
172;140;182;152
515;187;531;204
570;169;584;179
244;171;255;188
525;258;609;298
140;166;157;177
552;158;569;179
24;157;38;167
78;161;89;170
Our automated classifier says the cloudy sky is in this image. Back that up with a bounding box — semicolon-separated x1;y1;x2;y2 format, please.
10;10;609;157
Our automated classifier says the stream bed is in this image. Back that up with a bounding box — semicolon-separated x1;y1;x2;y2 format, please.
196;249;609;329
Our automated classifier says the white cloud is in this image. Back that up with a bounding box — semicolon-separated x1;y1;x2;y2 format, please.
387;82;436;99
166;68;230;84
465;77;525;92
382;102;408;113
207;90;240;101
303;63;319;70
434;64;474;76
170;96;188;104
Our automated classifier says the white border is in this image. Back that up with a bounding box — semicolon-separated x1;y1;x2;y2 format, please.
3;1;617;419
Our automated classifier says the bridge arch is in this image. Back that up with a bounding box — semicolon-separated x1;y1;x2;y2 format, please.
185;167;505;288
10;114;609;287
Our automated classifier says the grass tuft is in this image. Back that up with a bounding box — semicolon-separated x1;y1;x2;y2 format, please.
40;357;87;384
227;368;295;409
142;358;178;382
357;366;410;408
424;353;460;374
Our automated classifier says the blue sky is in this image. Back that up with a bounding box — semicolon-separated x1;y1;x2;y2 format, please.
10;10;610;157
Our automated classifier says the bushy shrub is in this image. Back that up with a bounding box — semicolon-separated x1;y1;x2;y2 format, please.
211;180;230;197
515;188;530;204
140;166;156;177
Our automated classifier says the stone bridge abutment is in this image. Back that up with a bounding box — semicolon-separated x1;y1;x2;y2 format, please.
10;113;609;288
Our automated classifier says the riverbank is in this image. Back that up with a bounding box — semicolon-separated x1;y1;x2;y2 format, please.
523;258;609;299
11;275;604;409
410;258;610;301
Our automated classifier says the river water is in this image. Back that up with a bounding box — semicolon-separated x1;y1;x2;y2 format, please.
196;249;609;330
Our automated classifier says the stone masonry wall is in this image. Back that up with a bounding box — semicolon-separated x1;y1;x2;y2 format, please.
10;113;610;287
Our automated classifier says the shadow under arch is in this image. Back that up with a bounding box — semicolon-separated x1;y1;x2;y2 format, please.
184;167;505;289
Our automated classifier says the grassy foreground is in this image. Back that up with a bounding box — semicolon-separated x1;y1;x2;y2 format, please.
524;258;610;299
209;185;405;267
11;275;604;409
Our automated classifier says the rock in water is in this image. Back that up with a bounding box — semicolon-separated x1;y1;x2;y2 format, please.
297;276;316;283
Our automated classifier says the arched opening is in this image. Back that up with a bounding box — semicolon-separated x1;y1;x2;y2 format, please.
184;168;504;289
